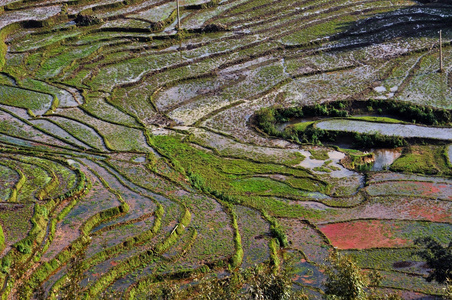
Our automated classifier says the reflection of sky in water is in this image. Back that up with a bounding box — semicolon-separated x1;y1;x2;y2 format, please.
371;148;402;171
317;120;452;141
132;156;146;163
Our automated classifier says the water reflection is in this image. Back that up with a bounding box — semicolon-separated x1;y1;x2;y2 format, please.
371;148;403;171
316;119;452;141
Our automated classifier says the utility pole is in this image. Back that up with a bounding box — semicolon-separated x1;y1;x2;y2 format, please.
176;0;181;30
439;30;443;73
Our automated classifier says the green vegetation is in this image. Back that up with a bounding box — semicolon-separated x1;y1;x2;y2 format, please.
0;85;53;112
230;206;244;268
8;168;25;202
347;116;407;124
309;148;330;160
413;237;452;284
391;145;452;175
0;225;5;254
155;135;326;199
254;100;451;149
324;253;402;300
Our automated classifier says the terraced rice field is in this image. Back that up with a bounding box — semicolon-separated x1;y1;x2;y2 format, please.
0;0;451;298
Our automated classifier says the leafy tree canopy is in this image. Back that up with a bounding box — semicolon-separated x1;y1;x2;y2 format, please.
414;237;452;284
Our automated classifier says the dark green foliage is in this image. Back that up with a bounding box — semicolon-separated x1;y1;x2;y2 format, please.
352;132;407;148
1;256;11;273
324;253;368;300
323;254;403;300
254;102;351;144
244;265;301;300
253;99;449;148
295;126;337;145
367;99;451;126
147;263;305;300
270;226;288;248
74;14;102;27
414;237;452;284
254;107;279;136
14;238;32;254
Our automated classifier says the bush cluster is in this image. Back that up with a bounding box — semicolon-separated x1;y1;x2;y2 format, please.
254;100;451;149
367;99;451;126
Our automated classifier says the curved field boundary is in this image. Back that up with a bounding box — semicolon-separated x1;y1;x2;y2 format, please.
0;161;25;203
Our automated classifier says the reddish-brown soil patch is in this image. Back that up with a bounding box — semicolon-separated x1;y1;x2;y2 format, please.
318;220;407;249
408;203;451;222
367;181;452;200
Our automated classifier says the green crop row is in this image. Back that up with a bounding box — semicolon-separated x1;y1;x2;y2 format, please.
0;106;91;151
269;238;280;268
18;234;91;299
39;167;91;259
0;24;21;71
0;225;5;255
6;167;25;202
0;156;88;278
14;165;97;298
83;207;189;298
262;210;288;247
36;168;59;201
154;207;191;254
226;205;243;269
48;204;164;299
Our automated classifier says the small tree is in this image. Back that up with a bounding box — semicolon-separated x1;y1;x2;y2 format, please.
414;237;452;284
324;253;368;300
245;265;300;300
322;254;403;300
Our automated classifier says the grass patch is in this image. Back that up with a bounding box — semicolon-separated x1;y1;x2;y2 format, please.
309;149;329;160
347;116;407;124
0;85;52;112
390;145;451;175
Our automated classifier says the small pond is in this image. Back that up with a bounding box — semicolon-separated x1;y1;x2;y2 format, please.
132;156;146;163
371;148;403;171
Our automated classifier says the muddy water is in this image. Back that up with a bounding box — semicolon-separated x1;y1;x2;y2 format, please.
31;119;91;149
371;148;403;171
132;156;146;163
316;119;452;141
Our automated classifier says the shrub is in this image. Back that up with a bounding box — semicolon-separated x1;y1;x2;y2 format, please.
413;237;452;284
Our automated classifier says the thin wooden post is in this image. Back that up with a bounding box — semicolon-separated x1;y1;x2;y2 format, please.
176;0;181;30
439;30;443;73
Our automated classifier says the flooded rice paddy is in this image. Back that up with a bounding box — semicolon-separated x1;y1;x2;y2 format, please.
316;119;452;141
